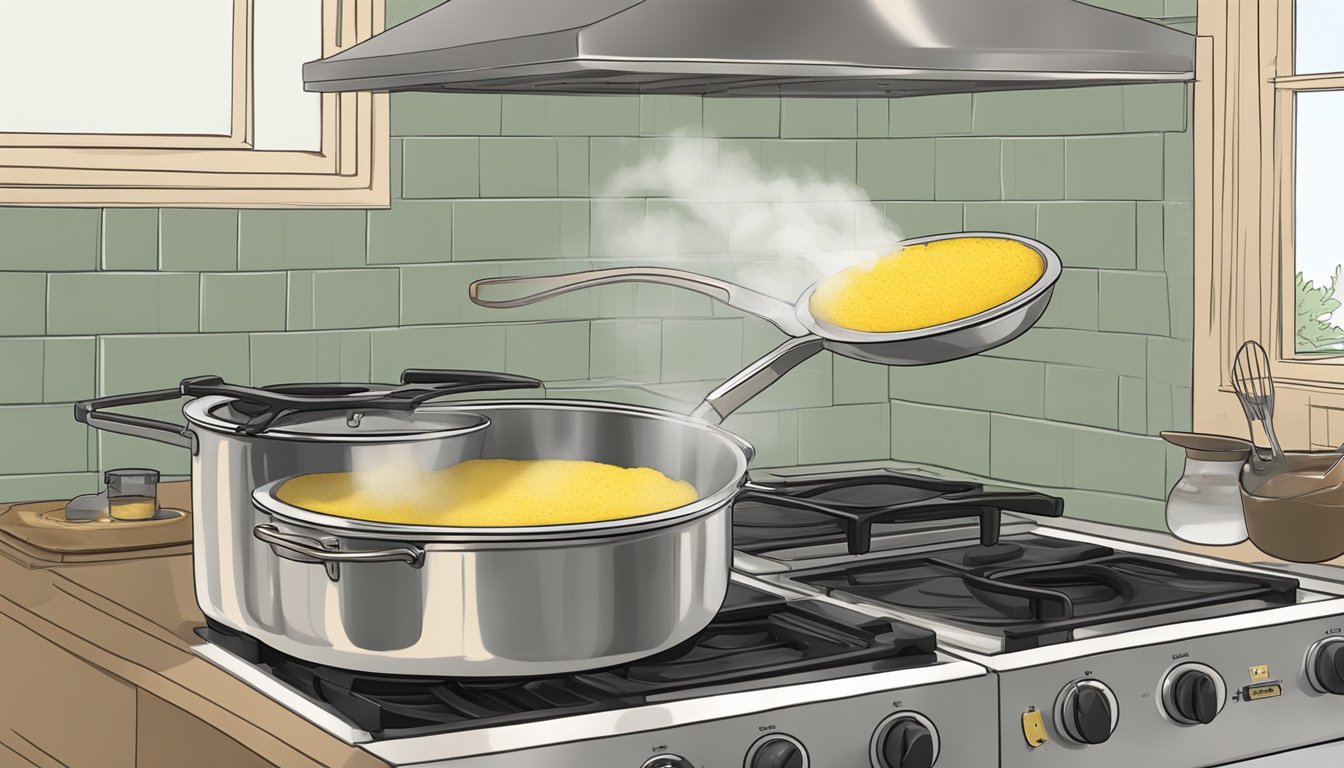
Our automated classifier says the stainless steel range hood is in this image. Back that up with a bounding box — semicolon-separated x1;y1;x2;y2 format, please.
303;0;1194;97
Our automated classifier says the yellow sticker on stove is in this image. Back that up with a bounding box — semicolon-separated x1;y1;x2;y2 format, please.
1249;664;1270;682
1022;708;1048;747
1245;683;1282;700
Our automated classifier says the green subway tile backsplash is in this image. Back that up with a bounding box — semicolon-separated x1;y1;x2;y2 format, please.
159;209;237;271
238;210;367;271
200;272;288;332
935;138;1002;201
101;209;159;271
367;200;454;264
479;138;559;198
1002;138;1065;200
0;1;1197;522
43;337;95;403
0;208;99;271
392;92;501;136
311;269;400;330
888;94;973;137
640;96;704;137
857;139;936;201
452;200;563;261
781;98;858;139
703;99;781;138
97;334;250;395
1065;134;1165;200
1037;202;1138;269
972;87;1126;136
0;339;43;403
0;406;89;475
403;138;481;199
0;272;46;336
46;273;199;336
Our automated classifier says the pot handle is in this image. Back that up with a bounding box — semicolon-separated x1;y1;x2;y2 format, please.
73;387;197;453
691;336;827;424
470;267;811;338
254;524;425;582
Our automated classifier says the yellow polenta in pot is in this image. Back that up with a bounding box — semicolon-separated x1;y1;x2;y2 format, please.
274;459;699;527
809;237;1045;333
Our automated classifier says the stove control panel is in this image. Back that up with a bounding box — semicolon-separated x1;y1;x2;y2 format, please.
997;615;1344;768
424;673;996;768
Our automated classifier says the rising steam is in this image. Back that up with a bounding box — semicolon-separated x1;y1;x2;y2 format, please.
595;135;904;296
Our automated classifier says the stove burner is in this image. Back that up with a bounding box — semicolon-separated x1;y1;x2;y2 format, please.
734;471;1064;555
961;542;1025;566
794;536;1300;651
197;584;938;738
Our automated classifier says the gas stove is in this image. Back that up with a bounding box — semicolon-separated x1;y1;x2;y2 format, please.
196;573;995;766
194;466;1344;767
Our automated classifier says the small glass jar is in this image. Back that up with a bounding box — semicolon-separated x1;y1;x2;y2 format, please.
106;468;160;521
1161;432;1252;545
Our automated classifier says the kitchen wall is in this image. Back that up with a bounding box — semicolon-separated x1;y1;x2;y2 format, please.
0;0;1195;529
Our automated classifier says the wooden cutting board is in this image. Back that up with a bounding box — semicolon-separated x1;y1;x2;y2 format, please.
0;481;192;564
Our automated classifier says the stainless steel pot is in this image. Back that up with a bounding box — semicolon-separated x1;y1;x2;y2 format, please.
247;401;749;676
74;371;753;676
472;231;1062;421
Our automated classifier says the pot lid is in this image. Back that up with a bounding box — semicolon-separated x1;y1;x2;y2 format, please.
232;407;491;442
303;0;1195;96
177;370;539;436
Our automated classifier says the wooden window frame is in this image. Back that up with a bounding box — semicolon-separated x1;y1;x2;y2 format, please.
1194;0;1344;448
0;0;388;208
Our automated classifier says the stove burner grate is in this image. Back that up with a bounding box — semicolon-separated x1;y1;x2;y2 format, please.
198;583;938;738
733;470;1064;555
794;536;1301;651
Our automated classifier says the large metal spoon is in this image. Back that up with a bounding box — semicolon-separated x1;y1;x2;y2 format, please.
471;231;1062;423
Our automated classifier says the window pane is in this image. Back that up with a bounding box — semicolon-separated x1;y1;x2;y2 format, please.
0;0;234;135
1296;0;1344;75
1294;90;1344;353
253;1;322;152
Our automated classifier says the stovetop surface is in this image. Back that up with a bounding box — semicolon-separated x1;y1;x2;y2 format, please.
198;582;941;739
789;532;1302;652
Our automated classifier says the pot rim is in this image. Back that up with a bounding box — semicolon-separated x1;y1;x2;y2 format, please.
183;396;492;443
247;399;752;542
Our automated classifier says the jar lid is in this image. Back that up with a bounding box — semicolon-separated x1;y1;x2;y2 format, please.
105;467;161;484
1160;431;1253;462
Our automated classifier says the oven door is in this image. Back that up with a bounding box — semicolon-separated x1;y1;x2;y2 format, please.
1226;740;1344;765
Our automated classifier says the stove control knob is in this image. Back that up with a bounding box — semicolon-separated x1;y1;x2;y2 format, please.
1162;664;1226;725
747;735;808;768
641;756;693;768
871;712;939;768
1307;637;1344;695
1055;680;1119;745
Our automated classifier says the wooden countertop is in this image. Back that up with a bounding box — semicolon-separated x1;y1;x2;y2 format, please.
0;482;387;768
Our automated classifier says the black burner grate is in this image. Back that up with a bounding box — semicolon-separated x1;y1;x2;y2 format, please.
793;536;1301;651
199;583;937;738
734;470;1063;555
